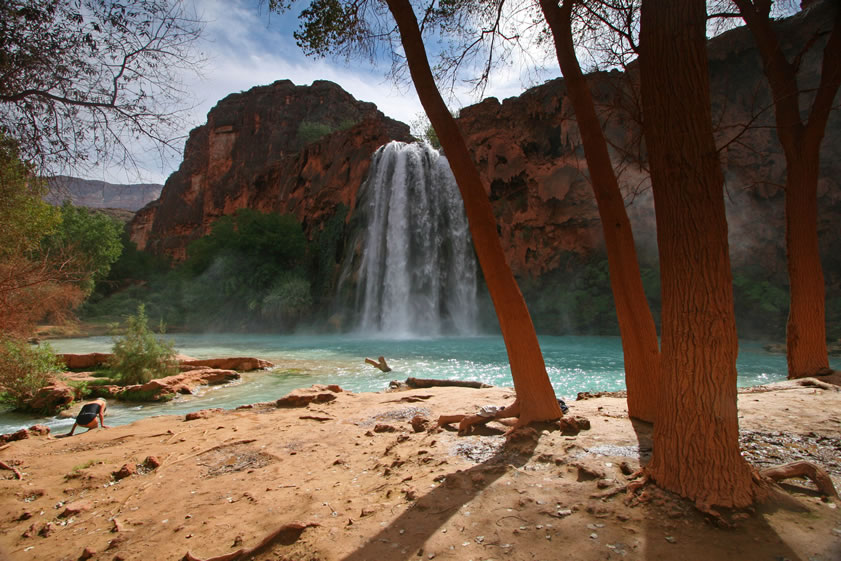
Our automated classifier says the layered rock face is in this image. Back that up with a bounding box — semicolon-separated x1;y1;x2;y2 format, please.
457;1;840;278
129;80;411;261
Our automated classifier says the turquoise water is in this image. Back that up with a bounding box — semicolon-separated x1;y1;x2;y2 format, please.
0;334;817;434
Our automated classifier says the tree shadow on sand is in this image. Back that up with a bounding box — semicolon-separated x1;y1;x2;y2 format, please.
630;419;830;560
337;427;541;561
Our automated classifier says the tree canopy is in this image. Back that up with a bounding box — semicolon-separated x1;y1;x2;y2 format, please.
0;0;203;176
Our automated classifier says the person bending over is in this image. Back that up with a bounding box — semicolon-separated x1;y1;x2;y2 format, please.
66;398;109;436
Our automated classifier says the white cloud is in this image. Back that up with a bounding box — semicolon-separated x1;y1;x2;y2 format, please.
95;0;557;184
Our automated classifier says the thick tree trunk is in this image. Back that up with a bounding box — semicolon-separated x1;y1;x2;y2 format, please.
385;0;561;423
785;150;829;378
539;0;660;423
639;0;758;508
733;0;840;378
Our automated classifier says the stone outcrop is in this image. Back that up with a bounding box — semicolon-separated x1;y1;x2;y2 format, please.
129;80;412;261
113;368;241;402
275;384;343;408
26;381;76;415
0;425;50;444
179;357;273;371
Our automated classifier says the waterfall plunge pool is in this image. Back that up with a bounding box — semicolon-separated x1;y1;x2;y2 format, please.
0;333;815;435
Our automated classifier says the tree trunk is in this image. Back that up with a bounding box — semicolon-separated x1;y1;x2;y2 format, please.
385;0;561;423
785;149;829;378
639;0;758;508
732;0;840;378
539;0;660;423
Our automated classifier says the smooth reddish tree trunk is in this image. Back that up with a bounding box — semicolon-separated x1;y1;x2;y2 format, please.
539;0;660;423
385;0;561;423
733;0;841;378
639;0;758;508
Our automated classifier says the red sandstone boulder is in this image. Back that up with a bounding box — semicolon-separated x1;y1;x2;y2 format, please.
112;463;136;480
60;500;93;517
276;384;342;408
185;408;225;421
26;380;75;415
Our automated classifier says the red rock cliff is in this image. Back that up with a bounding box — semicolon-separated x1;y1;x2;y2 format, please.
456;1;839;278
129;80;411;261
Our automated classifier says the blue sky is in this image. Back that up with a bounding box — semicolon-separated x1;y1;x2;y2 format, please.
93;0;559;184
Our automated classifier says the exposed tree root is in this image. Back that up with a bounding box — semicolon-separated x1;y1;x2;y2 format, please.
182;521;319;561
0;459;22;479
761;461;839;498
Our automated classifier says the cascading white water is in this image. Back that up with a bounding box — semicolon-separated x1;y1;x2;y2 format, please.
352;141;478;337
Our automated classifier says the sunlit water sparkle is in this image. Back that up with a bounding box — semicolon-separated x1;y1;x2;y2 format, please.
1;333;823;434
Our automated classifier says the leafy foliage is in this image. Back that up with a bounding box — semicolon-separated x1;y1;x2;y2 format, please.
261;273;313;326
0;336;63;410
0;0;204;174
42;202;123;294
109;304;177;385
0;136;85;335
0;136;60;257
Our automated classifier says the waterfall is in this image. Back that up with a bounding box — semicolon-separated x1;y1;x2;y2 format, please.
350;141;478;337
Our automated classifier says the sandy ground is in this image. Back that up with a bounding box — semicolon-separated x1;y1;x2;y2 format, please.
1;381;840;561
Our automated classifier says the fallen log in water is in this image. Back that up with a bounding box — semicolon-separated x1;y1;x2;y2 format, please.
406;377;492;389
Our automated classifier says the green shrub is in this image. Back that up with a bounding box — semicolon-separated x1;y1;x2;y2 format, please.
0;337;63;410
109;304;177;385
297;121;334;146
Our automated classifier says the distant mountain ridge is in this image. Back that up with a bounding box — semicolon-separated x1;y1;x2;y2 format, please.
46;176;163;212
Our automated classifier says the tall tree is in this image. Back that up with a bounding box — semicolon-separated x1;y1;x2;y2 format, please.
386;0;562;425
729;0;841;379
275;0;562;424
639;0;759;508
0;0;203;176
538;0;660;423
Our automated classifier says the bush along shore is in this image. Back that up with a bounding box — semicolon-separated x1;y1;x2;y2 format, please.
0;305;272;416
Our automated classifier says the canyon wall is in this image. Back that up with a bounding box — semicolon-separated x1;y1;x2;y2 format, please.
456;1;840;279
129;79;411;261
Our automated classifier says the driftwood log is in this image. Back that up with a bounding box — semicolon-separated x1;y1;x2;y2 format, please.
761;461;839;498
365;356;392;372
0;459;22;479
406;377;492;389
182;521;318;561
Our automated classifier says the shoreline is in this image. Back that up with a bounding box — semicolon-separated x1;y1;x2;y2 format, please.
2;352;838;436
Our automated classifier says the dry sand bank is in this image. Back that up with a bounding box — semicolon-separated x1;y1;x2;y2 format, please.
1;382;840;561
